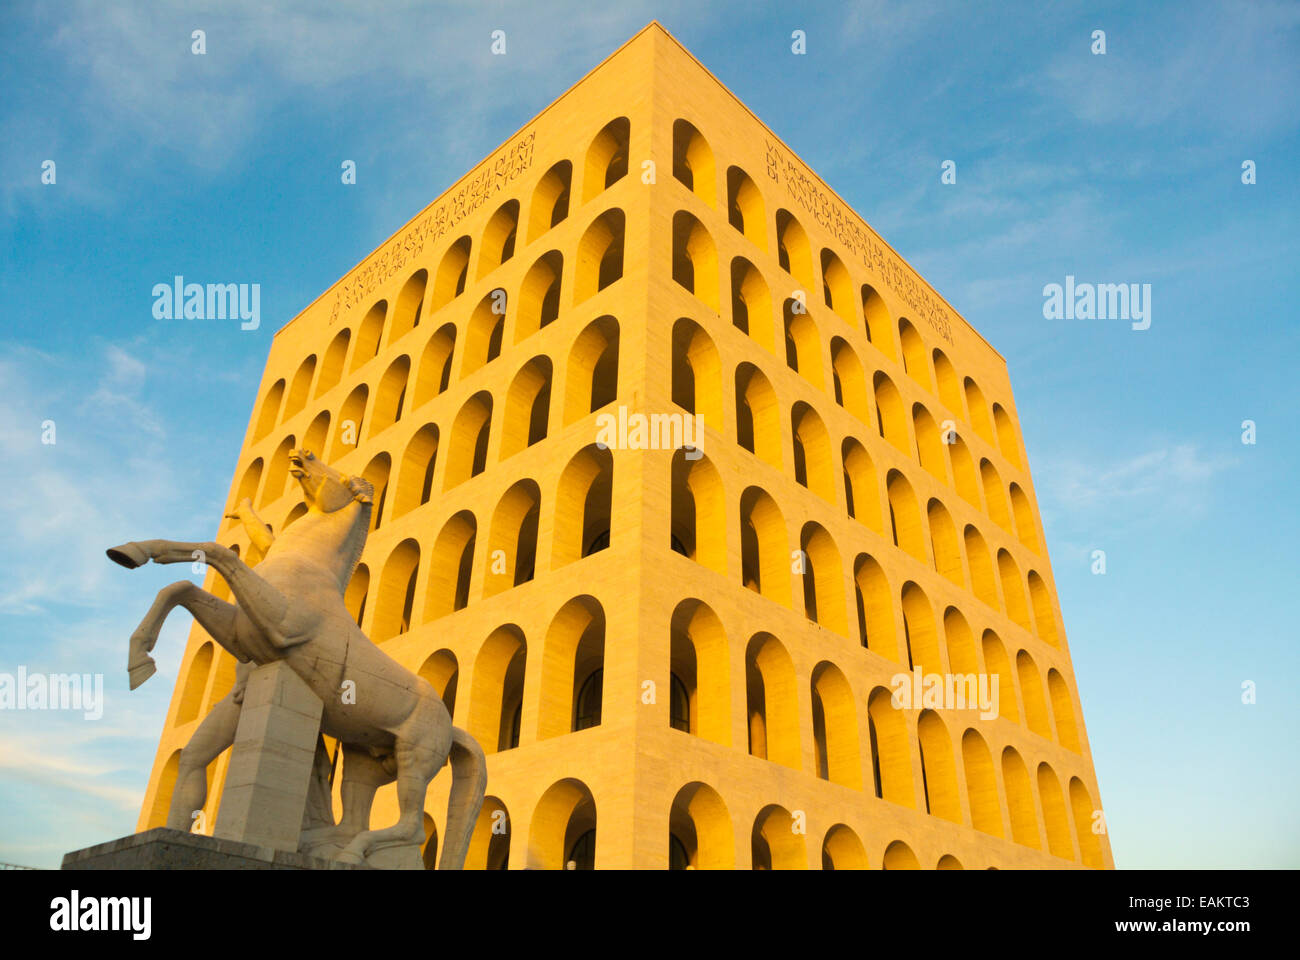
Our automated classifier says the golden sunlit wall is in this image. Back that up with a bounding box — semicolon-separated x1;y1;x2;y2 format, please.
136;23;1112;871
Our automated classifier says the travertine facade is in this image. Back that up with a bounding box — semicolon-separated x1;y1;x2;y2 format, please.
136;22;1113;870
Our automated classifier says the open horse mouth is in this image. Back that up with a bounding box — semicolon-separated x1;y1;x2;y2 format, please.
289;452;306;478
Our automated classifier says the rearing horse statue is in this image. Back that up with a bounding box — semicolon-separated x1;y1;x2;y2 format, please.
108;448;486;869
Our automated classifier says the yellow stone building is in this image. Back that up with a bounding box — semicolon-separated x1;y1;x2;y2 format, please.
136;22;1112;870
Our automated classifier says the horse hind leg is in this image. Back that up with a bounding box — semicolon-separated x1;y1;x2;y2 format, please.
128;581;240;689
336;739;445;869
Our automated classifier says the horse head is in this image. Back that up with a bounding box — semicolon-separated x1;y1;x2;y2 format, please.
290;448;373;513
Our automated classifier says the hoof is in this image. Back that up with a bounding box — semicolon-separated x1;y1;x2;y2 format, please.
128;658;157;690
107;543;149;569
334;850;365;865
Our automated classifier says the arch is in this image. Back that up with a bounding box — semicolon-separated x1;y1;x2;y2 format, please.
431;236;471;312
1002;746;1040;848
350;301;387;372
424;510;477;620
254;379;285;442
830;337;871;423
981;459;1012;530
500;356;552;459
583;117;629;202
1038;764;1075;860
1069;777;1105;868
413;322;457;407
862;284;894;358
563;315;619;423
730;257;774;352
573;208;625;303
231;458;263;514
751;804;805;870
873;371;909;454
175;642;213;726
669;599;730;745
917;710;961;823
672;119;716;207
950;435;981;508
468;624;527;754
820;249;855;325
1010;484;1039;552
1016;650;1053;740
998;549;1032;631
775;209;814;292
964;377;994;444
344;563;369;627
927;499;963;587
810;662;861;788
465;796;510;870
932;348;962;414
552;443;613;566
1028;571;1060;646
739;487;790;606
943;607;979;677
886;470;927;564
867;687;914;807
821;825;868;870
527;161;572;243
898;318;932;390
913;405;949;483
961;729;1002;837
330;384;368;460
854;555;896;660
392;423;439;518
993;403;1023;468
882;840;920;870
301;410;330;461
842;438;883;533
965;526;1000;610
726;166;766;250
900;581;941;673
419;649;459;721
462;291;506;377
143;750;182;830
670;449;726;575
513;250;563;343
745;633;799;769
530;777;597;870
372;538;420;642
800;523;848;635
937;854;963;870
442;391;492;490
669;782;733;869
282;502;308;530
316;329;350;398
672;211;719;311
484;479;541;596
1048;669;1081;752
782;298;824;389
671;318;724;430
478;200;519;280
259;435;297;509
369;355;410;438
538;595;605;738
791;402;835;503
360;452;391;532
391;269;427;343
284;355;316;420
734;362;782;469
981;631;1018;722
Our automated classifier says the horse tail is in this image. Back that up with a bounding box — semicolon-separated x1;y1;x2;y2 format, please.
439;725;488;870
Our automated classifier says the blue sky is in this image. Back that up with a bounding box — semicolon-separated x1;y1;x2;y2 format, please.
1;0;1296;868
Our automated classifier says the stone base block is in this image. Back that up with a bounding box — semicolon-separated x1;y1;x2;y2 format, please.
61;828;367;870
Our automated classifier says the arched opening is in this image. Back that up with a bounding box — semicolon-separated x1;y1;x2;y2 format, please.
671;318;723;430
774;209;814;292
820;249;855;324
484;479;540;596
1028;571;1060;646
413;322;457;407
882;840;920;870
868;687;914;807
442;391;492;490
927;499;963;587
500;356;552;459
230;458;263;516
943;607;979;677
360;452;391;532
726;166;766;250
913;405;949;483
898;318;932;390
513;250;563;344
821;824;868;870
937;854;963;870
462;291;506;377
143;750;182;830
669;782;733;869
800;523;848;636
670;449;726;575
254;379;285;442
284;356;316;420
672;119;716;207
316;329;350;398
419;648;459;721
782;297;824;389
1010;483;1039;552
350;301;387;372
965;526;1000;610
981;631;1018;723
344;563;369;628
1016;650;1053;740
529;778;597;870
424;510;477;620
964;377;994;445
672;211;719;311
392;423;439;518
174;642;212;726
873;371;909;454
745;633;799;769
962;729;1002;837
538;595;605;738
372;538;420;642
391;270;427;343
830;337;871;424
734;363;782;469
853;554;896;661
573;208;625;304
886;470;927;564
478;200;519;280
730;257;774;352
468;624;526;754
1069;778;1105;868
583;117;629;202
563;315;619;423
810;662;861;788
527;161;572;243
993;403;1023;468
465;796;510;870
669;599;730;745
330;384;368;461
552;443;613;567
1002;746;1040;848
369;355;410;438
900;581;941;673
739;486;790;606
998;549;1032;631
842;438;882;533
751;804;805;870
862;285;894;359
431;236;471;313
1038;764;1075;860
981;459;1012;530
259;435;297;509
932;348;962;414
791;403;835;503
301;411;330;462
917;710;961;823
950;435;981;507
1048;669;1081;752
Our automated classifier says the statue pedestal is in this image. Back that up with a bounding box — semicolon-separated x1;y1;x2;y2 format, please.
213;661;323;853
61;828;364;870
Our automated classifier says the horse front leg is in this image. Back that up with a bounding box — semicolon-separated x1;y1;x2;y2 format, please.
127;579;243;688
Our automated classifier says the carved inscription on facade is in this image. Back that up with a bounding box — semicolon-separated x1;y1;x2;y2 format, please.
329;130;536;325
763;139;953;345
